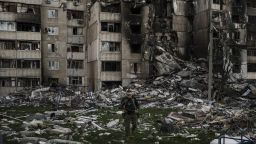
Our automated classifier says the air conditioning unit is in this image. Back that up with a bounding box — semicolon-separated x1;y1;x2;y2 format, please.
46;0;51;4
77;20;84;24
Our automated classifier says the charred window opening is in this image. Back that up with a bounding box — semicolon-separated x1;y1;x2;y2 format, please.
0;2;17;12
102;61;121;71
131;44;141;53
101;22;121;32
17;3;40;15
233;31;240;40
101;41;121;52
19;41;40;50
67;45;83;52
232;48;241;73
101;3;121;13
0;40;15;50
102;81;121;90
17;78;40;87
0;59;16;68
17;60;40;69
248;63;256;72
17;22;40;32
68;76;83;85
67;10;83;20
213;30;219;38
130;25;141;34
67;60;84;69
130;7;141;14
48;44;56;52
213;0;224;5
48;78;59;86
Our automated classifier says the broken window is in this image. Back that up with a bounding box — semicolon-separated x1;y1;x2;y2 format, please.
0;21;16;31
0;77;14;87
248;63;256;72
17;22;40;32
67;45;83;52
48;44;57;52
0;40;16;50
67;10;83;20
0;2;17;12
0;59;16;68
101;2;121;13
17;60;40;69
17;3;40;15
47;27;58;35
68;76;83;85
48;10;58;18
102;81;121;89
17;78;40;87
101;22;121;32
130;44;141;53
67;60;84;69
72;27;83;35
48;61;59;70
101;41;121;52
18;41;40;50
102;61;121;71
130;63;141;74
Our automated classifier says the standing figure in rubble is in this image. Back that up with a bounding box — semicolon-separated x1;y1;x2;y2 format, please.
120;90;140;136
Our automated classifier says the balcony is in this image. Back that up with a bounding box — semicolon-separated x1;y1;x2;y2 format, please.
247;7;256;15
0;50;41;59
67;52;85;59
100;52;121;61
100;32;121;42
247;72;256;79
0;31;41;41
67;69;85;76
247;24;256;32
16;13;40;24
247;41;256;48
101;72;121;81
67;19;84;27
0;69;40;77
67;36;84;44
100;12;121;22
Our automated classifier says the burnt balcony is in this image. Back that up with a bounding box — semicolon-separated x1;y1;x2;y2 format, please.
127;14;142;25
16;13;41;24
247;23;256;32
128;34;143;44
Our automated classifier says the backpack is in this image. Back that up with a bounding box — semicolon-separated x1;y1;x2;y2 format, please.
123;98;137;112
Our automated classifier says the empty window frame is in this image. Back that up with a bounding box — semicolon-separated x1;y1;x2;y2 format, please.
0;40;16;50
101;61;121;71
67;45;83;52
0;2;17;12
47;27;58;35
101;22;121;32
17;60;40;69
72;27;83;35
248;63;256;72
67;60;83;69
67;10;83;20
0;21;16;31
68;76;83;85
130;44;141;53
48;43;57;52
0;77;15;87
17;3;40;15
101;41;121;52
48;9;58;18
102;81;121;89
19;41;40;50
17;22;40;32
0;59;16;68
48;61;59;70
17;78;40;87
130;62;141;74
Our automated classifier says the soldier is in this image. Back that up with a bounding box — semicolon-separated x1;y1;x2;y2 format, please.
120;90;140;136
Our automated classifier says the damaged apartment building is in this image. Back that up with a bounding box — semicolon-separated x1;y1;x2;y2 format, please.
0;0;256;95
0;0;42;96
